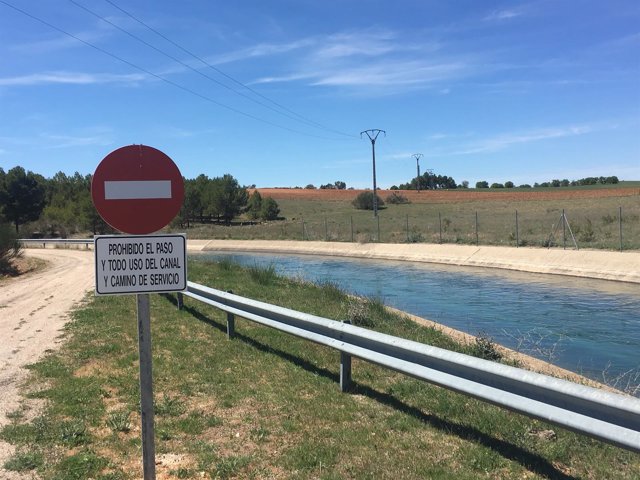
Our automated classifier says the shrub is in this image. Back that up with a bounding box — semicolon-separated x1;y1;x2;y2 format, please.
385;192;410;204
352;191;384;210
470;333;503;361
0;223;22;274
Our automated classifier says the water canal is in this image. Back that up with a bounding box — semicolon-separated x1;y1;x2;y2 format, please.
196;251;640;392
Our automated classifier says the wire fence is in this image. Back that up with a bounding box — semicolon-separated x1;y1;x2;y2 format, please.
292;206;639;251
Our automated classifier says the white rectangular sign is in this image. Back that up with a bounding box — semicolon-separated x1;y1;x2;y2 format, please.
95;234;187;295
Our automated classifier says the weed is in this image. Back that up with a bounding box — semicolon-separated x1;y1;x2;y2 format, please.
502;328;568;363
601;364;640;396
407;228;424;243
155;394;186;417
170;467;194;478
247;263;277;285
60;419;88;446
176;411;207;435
106;410;131;433
218;256;236;271
469;333;503;361
53;450;108;480
3;450;43;472
213;455;251;479
346;297;374;327
249;425;270;442
578;218;595;242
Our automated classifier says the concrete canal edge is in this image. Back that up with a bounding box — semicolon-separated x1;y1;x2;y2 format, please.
187;239;640;284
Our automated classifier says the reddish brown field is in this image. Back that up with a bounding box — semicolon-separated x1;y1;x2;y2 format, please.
252;187;640;204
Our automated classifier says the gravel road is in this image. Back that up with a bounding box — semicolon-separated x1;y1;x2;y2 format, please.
0;248;94;478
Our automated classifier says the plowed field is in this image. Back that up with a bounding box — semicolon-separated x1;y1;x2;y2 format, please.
252;187;640;204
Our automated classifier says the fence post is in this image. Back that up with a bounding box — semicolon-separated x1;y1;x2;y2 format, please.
619;206;623;252
562;209;566;250
515;210;519;248
438;212;443;244
350;216;354;243
406;214;409;242
475;211;479;246
340;351;352;392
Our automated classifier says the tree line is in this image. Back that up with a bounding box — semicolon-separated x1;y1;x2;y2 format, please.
475;176;619;189
0;166;279;237
389;171;620;191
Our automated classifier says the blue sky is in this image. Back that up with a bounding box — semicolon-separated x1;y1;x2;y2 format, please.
0;0;638;188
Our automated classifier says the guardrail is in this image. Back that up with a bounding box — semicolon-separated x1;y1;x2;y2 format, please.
17;239;640;451
20;238;94;248
181;281;640;453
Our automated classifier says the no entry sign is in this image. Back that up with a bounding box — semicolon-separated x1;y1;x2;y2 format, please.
92;145;184;234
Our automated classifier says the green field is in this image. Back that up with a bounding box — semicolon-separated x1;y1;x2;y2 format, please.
176;189;640;251
3;259;638;479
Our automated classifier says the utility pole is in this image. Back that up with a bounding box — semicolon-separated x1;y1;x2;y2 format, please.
412;153;423;192
361;129;386;217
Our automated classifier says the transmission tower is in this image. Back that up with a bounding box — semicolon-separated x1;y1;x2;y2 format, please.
361;129;386;217
412;153;423;192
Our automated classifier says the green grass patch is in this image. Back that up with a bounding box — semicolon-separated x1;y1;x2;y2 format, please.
2;258;638;479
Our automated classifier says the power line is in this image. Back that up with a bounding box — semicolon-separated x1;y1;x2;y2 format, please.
101;0;357;138
104;0;357;139
0;0;345;140
71;0;354;138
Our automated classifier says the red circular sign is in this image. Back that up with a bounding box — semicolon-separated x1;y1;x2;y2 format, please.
92;145;184;234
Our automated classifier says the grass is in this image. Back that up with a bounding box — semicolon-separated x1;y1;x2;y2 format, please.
172;187;640;250
2;258;639;479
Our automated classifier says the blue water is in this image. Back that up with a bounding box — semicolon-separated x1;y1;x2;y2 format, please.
195;252;640;389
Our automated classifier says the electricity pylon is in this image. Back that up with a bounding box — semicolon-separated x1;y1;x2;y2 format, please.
412;153;423;192
361;129;386;217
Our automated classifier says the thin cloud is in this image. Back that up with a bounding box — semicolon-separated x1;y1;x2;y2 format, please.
449;125;596;155
41;132;113;149
206;38;315;65
310;60;469;87
0;71;147;86
484;8;525;21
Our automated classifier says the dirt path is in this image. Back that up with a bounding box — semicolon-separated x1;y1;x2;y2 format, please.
0;248;94;478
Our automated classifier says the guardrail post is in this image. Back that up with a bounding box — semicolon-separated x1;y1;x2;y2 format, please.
227;312;235;339
340;351;352;392
176;292;183;310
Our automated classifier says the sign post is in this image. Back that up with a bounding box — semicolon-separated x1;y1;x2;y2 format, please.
92;145;185;480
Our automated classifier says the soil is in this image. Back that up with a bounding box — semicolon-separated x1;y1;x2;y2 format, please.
251;186;640;203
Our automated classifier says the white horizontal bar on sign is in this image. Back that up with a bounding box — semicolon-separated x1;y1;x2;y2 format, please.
104;180;172;200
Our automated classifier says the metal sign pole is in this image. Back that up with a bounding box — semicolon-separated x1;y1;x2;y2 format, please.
137;293;156;480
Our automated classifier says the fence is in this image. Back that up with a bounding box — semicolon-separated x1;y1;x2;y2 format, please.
294;207;638;251
179;281;640;453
